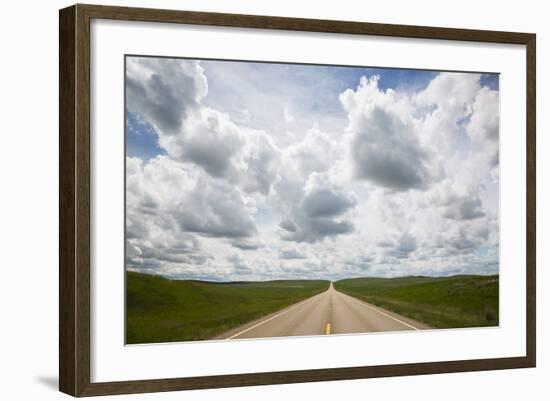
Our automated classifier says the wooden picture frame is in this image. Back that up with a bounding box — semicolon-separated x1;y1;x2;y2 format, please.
59;3;536;397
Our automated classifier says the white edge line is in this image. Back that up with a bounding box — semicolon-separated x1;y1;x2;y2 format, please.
226;292;324;339
342;291;421;331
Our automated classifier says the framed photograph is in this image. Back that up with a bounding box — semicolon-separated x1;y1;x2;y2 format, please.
59;4;536;397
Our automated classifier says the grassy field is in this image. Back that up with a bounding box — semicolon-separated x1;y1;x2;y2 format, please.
334;275;499;329
126;271;330;344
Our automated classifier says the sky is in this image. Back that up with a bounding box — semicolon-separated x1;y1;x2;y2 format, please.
125;56;499;281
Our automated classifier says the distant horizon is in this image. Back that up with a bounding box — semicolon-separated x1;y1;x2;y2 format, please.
125;56;499;282
127;269;499;283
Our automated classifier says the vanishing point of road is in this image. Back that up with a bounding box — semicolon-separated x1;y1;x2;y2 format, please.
215;282;430;340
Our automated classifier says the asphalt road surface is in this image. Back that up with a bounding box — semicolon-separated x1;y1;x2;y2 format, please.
215;282;430;340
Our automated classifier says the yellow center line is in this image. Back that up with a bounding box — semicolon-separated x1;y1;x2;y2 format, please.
325;322;331;335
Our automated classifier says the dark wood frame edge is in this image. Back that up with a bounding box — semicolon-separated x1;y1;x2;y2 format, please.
59;3;536;397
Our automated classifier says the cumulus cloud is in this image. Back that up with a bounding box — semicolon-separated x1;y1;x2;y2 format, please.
442;195;485;220
173;109;244;179
228;254;252;274
279;219;297;232
427;180;486;221
417;72;480;112
127;56;281;197
340;76;438;191
281;216;354;244
126;57;207;135
377;232;418;260
301;187;356;218
467;87;499;142
283;124;338;180
416;72;481;149
393;233;417;258
277;169;356;243
126;156;259;274
465;86;500;172
229;238;263;251
240;131;281;195
279;247;307;260
125;215;210;273
163;108;281;196
143;157;255;238
125;57;500;280
173;175;258;238
271;125;357;244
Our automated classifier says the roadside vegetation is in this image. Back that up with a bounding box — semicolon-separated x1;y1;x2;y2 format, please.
334;275;499;329
126;271;330;344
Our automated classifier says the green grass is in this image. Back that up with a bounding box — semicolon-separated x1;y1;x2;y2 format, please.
126;271;330;344
334;275;499;329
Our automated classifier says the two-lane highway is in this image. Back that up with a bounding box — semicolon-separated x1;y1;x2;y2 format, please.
215;282;430;340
